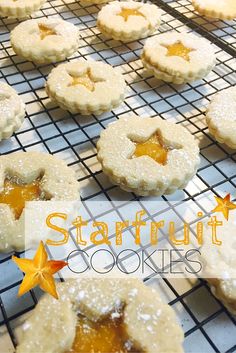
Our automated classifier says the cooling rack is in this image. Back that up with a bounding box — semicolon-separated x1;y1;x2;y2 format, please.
0;0;236;352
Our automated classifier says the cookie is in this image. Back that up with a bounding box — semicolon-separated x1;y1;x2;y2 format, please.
192;0;236;20
0;82;25;141
16;278;184;353
46;60;126;115
201;218;236;314
206;87;236;149
0;0;46;18
0;152;80;252
97;1;162;42
11;18;80;65
97;114;200;196
141;32;216;84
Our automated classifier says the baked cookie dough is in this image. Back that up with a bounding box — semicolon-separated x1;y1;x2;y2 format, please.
11;18;80;65
0;0;46;18
97;114;200;196
206;87;236;149
16;278;184;353
192;0;236;20
0;151;80;253
97;1;162;42
0;82;25;141
200;218;236;314
46;60;127;115
141;32;216;84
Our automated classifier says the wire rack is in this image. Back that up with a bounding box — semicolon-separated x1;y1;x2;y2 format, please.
0;0;236;352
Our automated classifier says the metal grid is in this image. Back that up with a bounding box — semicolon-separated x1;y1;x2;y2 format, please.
0;0;236;352
160;0;236;52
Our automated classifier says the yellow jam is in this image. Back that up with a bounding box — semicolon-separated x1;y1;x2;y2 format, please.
68;315;140;353
38;24;56;40
164;41;193;61
118;8;145;22
68;70;95;92
0;178;41;219
134;134;168;165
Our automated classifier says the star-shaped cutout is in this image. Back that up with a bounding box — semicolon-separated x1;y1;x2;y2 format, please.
0;176;43;220
162;41;195;62
211;193;236;221
12;241;67;299
118;8;145;22
133;133;169;165
38;24;56;40
68;68;105;92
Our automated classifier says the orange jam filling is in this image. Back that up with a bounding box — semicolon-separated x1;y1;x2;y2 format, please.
164;41;194;61
134;134;168;165
68;70;95;92
118;8;145;22
38;24;56;40
68;315;140;353
0;178;41;219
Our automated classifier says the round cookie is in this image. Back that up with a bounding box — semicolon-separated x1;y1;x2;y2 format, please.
206;87;236;149
0;82;25;141
46;60;127;115
141;32;216;84
192;0;236;20
200;218;236;314
97;114;200;196
16;278;184;353
0;0;46;18
0;152;80;253
97;1;162;42
11;18;80;65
